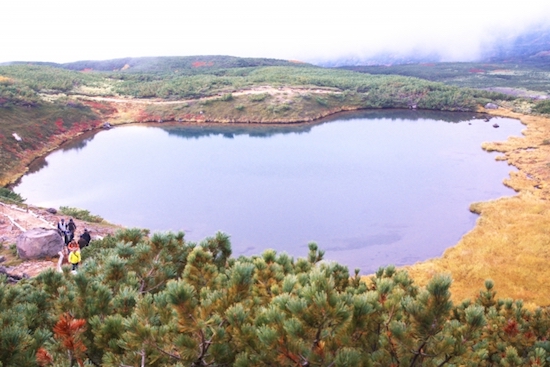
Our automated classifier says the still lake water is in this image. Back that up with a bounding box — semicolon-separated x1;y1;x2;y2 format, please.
15;110;523;273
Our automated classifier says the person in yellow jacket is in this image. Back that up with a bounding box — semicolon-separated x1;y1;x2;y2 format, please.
68;240;81;272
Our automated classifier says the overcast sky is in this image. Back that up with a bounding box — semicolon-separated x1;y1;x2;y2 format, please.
3;0;550;64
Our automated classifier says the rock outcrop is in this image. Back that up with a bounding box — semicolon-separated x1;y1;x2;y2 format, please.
0;266;25;283
16;228;64;260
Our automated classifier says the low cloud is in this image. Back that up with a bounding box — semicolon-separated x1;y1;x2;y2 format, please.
2;0;550;64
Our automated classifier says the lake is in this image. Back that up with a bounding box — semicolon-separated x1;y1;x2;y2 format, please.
14;110;523;273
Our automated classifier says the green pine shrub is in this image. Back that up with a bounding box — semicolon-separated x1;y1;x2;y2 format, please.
533;100;550;114
58;206;103;223
0;187;25;203
0;229;549;366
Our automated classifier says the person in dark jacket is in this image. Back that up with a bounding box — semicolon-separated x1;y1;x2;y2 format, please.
78;229;91;248
67;219;77;242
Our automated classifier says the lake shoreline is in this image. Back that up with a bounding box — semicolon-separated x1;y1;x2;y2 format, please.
4;103;550;306
403;108;550;307
3;99;371;188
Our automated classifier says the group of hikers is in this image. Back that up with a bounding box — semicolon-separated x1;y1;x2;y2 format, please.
57;218;91;272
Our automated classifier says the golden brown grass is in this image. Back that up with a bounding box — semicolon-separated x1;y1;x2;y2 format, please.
393;108;550;308
0;75;14;85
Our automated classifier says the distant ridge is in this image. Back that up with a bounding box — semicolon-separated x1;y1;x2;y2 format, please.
482;27;550;62
0;56;314;73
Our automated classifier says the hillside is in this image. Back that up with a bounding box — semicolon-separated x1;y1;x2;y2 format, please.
0;57;510;186
1;55;310;73
340;58;550;97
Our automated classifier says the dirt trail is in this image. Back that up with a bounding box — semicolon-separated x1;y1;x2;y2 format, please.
74;86;339;105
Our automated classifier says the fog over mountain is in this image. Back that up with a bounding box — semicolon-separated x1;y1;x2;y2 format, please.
2;0;550;66
314;24;550;67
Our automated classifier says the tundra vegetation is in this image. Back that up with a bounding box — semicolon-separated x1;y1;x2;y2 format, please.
342;59;550;93
2;228;550;367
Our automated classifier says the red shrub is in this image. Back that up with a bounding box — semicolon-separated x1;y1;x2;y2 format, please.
55;118;65;132
503;319;519;337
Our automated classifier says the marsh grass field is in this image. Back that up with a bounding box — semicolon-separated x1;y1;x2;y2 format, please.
403;110;550;307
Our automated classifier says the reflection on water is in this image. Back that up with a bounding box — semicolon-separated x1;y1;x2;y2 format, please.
61;131;96;151
24;131;98;177
161;110;487;140
14;111;523;273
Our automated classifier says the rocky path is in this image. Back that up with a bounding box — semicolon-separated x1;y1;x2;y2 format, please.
75;85;340;105
0;202;119;278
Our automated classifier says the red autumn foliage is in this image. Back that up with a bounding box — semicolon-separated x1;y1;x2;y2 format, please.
81;100;117;115
55;118;65;132
192;61;214;68
52;312;87;366
64;121;98;135
36;347;54;366
503;319;519;337
469;68;485;73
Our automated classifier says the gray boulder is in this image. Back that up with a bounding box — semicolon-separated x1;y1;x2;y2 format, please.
16;228;64;260
485;102;499;109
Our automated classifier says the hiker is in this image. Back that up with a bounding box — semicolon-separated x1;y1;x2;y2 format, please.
67;218;77;242
68;240;81;272
78;229;91;248
57;218;69;245
57;218;67;232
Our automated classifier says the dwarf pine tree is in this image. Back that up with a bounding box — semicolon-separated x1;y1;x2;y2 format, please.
2;228;550;366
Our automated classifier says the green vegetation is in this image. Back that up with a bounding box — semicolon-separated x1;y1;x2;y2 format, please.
59;55;304;73
534;100;550;114
110;65;506;108
59;206;104;223
249;93;268;102
0;187;25;203
1;229;549;366
8;243;18;257
1;58;508;105
342;61;550;93
0;243;22;267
